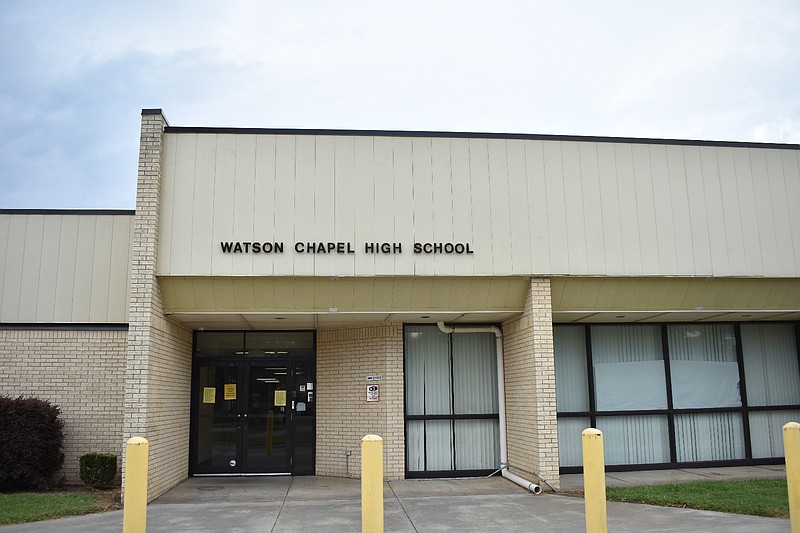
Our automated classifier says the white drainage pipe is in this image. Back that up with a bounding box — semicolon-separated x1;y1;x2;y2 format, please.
436;322;543;494
503;468;543;495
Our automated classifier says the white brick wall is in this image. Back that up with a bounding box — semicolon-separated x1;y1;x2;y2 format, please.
124;110;193;501
316;324;405;479
0;328;127;484
502;278;560;490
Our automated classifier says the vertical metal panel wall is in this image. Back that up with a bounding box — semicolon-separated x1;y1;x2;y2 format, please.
157;132;800;279
0;213;132;323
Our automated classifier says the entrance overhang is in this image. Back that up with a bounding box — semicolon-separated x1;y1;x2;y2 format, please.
165;311;522;330
551;277;800;323
159;276;529;329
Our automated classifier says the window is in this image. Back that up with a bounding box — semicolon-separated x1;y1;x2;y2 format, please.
405;325;500;476
555;322;800;471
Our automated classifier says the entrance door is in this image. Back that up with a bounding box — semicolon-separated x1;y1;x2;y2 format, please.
191;359;315;475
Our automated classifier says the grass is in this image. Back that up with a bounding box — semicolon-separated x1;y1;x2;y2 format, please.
0;491;105;525
604;478;789;518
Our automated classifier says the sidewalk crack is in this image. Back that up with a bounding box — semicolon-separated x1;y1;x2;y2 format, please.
388;482;419;533
270;476;293;533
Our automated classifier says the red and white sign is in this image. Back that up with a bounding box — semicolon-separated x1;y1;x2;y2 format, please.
366;384;380;402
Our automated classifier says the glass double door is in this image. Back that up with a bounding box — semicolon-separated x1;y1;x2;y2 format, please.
191;359;315;475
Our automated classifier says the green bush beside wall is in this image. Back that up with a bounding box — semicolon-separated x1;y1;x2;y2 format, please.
79;453;117;488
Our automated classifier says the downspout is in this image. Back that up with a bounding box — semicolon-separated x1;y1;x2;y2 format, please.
436;322;544;494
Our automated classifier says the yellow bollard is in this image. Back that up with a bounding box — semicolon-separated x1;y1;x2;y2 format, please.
784;422;800;533
123;437;149;533
361;434;384;533
582;428;608;533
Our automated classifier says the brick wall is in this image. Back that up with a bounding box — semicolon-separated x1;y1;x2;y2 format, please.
124;110;193;501
501;278;560;489
0;328;127;484
316;324;405;479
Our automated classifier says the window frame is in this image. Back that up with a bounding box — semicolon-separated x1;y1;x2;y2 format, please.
403;324;501;478
556;322;800;473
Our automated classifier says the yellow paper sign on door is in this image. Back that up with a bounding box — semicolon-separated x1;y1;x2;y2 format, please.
274;390;287;407
203;387;216;404
224;383;237;400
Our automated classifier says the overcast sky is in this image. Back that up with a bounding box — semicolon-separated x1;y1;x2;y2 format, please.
1;1;799;209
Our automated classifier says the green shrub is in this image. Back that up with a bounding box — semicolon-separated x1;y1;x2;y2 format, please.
78;453;117;488
0;396;65;491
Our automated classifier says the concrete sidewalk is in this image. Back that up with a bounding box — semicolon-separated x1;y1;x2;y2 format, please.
559;463;787;491
1;468;789;532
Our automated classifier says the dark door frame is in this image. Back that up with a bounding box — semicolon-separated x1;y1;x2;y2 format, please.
189;331;316;476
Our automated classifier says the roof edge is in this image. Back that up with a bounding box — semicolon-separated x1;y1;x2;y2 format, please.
163;126;800;150
0;209;135;215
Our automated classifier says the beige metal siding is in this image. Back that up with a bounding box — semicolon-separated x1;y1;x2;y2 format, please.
551;277;800;313
1;215;26;319
157;133;800;278
0;214;132;323
160;276;528;314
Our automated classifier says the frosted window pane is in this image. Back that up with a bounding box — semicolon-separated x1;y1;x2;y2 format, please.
557;417;590;467
596;415;670;465
668;324;741;409
750;410;800;458
405;325;451;415
555;326;589;412
591;325;667;411
425;420;453;471
453;333;498;414
675;413;745;462
742;324;800;406
454;419;500;470
591;325;662;363
670;361;741;409
594;361;667;410
667;324;737;363
406;420;424;471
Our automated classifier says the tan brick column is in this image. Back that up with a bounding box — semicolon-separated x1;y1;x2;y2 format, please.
316;324;405;479
124;109;193;500
501;278;559;489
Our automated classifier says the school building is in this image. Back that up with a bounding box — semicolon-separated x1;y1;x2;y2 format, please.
1;109;799;499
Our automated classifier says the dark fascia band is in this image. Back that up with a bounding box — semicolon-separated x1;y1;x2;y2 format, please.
162;126;800;151
0;209;134;215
